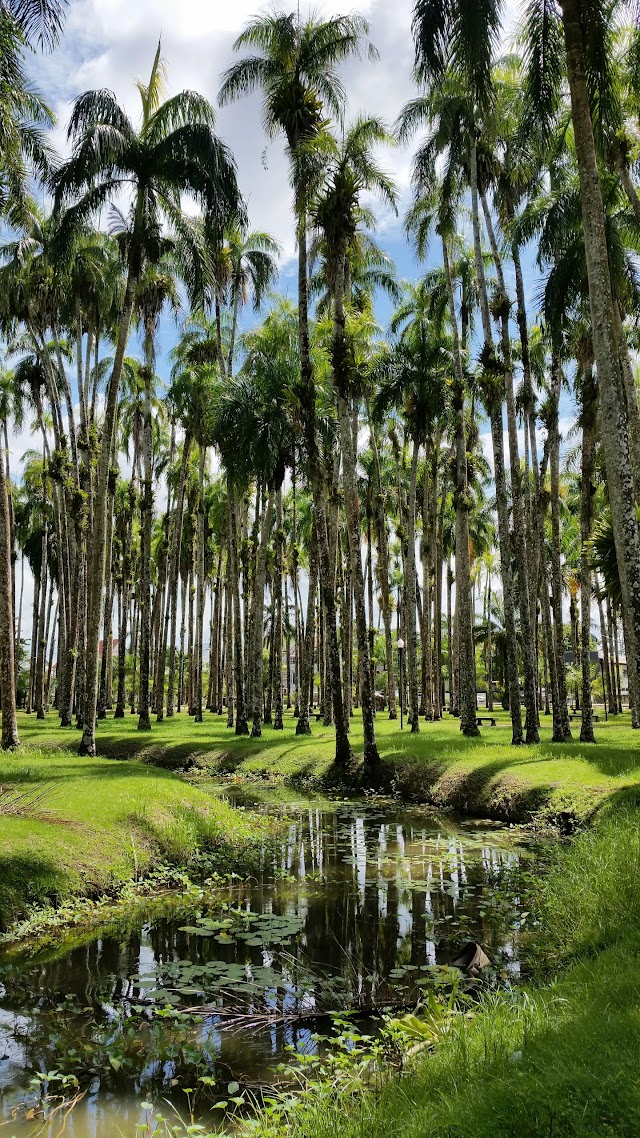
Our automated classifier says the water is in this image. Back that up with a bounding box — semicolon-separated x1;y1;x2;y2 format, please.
0;791;529;1137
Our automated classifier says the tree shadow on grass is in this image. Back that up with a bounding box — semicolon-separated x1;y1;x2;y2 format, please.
375;751;553;821
541;740;640;779
0;759;214;786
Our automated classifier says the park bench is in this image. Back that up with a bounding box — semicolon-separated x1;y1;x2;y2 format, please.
568;711;600;722
476;715;497;727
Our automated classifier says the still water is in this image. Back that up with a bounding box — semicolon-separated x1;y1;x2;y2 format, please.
0;791;528;1137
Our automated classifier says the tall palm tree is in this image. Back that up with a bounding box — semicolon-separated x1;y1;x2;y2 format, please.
375;302;448;734
53;43;243;755
311;115;396;775
219;9;376;773
132;263;179;731
523;0;640;726
217;226;282;375
216;303;296;737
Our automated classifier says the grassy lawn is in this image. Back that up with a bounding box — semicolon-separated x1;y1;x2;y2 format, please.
14;704;640;823
3;704;640;929
0;726;269;928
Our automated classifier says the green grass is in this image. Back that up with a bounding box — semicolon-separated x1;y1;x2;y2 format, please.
5;703;640;932
246;806;640;1138
0;730;269;929
15;704;640;825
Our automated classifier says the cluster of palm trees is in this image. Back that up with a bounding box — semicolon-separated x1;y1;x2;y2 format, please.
0;0;638;775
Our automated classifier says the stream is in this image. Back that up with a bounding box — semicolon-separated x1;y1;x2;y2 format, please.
0;789;531;1137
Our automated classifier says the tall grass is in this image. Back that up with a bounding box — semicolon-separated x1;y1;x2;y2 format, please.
540;804;640;960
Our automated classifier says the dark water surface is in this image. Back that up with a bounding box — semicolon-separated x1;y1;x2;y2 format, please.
0;790;529;1137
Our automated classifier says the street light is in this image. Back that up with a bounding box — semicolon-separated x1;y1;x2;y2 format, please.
397;638;405;731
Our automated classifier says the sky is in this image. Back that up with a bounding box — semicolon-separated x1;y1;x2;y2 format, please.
9;0;578;639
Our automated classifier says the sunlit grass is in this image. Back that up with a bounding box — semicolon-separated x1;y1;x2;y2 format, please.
15;704;640;822
4;704;640;928
0;733;267;927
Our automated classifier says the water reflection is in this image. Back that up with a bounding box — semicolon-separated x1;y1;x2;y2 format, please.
0;796;525;1136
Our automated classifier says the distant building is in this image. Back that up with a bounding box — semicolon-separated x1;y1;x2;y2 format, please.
98;638;119;658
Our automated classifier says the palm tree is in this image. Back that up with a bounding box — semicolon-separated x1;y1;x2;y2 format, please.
375;300;448;734
522;0;640;726
132;263;179;731
218;227;282;375
311;115;396;774
0;406;18;745
0;0;64;225
53;43;243;755
219;9;376;774
214;303;296;737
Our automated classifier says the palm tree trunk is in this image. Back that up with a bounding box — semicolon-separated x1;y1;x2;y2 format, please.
579;366;597;741
273;488;284;730
130;594;139;715
447;563;454;712
420;456;432;720
442;234;479;736
433;484;446;719
285;577;291;709
368;417;396;719
35;522;49;719
80;269;137;754
165;436;191;718
561;0;640;727
27;572;39;715
487;573;493;712
596;582;613;714
264;586;275;726
297;518;318;736
249;487;275;736
338;388;380;773
224;565;234;727
296;212;353;770
610;605;619;710
549;353;572;741
193;444;207;723
481;193;539;742
209;550;222;712
137;326;154;732
227;483;248;734
46;596;58;709
487;401;525;743
98;486;116;720
15;552;24;689
366;520;376;708
0;438;18;747
405;438;421;735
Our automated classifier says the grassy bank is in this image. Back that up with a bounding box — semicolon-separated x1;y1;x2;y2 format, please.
0;740;268;929
15;705;640;825
5;704;640;931
247;805;640;1138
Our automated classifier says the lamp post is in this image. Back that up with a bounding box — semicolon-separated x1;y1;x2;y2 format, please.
397;638;405;731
